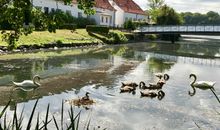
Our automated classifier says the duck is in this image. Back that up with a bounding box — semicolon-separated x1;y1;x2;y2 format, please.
189;74;216;90
155;73;170;81
140;90;165;100
148;80;166;90
139;81;150;89
12;75;41;88
121;82;138;88
66;92;95;106
120;85;136;92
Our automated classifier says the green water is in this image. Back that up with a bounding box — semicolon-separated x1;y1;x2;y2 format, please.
0;41;220;130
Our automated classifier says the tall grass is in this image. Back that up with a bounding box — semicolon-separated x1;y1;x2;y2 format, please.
0;100;88;130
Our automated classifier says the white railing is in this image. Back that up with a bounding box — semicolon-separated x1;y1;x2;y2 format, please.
137;25;220;33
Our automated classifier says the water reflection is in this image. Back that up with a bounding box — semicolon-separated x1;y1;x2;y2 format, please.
0;42;220;130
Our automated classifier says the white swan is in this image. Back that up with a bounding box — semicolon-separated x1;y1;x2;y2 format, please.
12;75;41;88
190;74;216;89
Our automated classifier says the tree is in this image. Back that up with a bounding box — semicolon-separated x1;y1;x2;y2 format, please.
0;0;95;50
147;0;165;23
156;5;183;43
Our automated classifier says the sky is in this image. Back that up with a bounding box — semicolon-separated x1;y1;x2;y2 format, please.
133;0;220;14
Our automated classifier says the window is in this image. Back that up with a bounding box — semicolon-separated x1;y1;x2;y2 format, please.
110;16;112;24
106;17;108;23
133;18;136;21
78;12;82;18
101;16;104;23
44;7;49;14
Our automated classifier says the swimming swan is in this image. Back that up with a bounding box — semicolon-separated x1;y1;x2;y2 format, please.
12;75;41;88
189;74;215;89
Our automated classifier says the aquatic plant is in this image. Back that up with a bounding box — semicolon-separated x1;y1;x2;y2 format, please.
0;100;91;130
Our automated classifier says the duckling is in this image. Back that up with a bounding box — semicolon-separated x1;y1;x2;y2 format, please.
121;82;138;88
139;81;149;89
140;90;165;100
155;73;170;81
148;80;166;90
120;85;136;92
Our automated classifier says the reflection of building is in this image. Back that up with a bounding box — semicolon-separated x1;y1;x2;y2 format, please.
32;0;148;27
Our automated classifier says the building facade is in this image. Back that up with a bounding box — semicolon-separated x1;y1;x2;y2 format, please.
32;0;147;27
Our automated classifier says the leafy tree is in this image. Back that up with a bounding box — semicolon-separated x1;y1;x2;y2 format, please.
0;0;95;50
181;11;220;25
147;0;165;23
156;5;183;43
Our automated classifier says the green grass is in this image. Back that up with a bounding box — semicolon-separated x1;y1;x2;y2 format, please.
0;29;102;47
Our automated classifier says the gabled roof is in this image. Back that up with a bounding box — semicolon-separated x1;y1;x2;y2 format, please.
72;0;115;11
113;0;146;15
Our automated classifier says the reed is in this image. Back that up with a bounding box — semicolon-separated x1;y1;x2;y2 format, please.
0;100;89;130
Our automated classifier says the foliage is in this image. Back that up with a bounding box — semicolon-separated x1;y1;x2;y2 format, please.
0;0;95;50
107;31;128;44
181;11;220;25
31;8;48;31
147;0;165;23
124;20;136;30
77;0;96;15
157;5;183;25
86;25;109;34
75;17;96;28
124;20;149;30
0;100;89;130
156;5;183;42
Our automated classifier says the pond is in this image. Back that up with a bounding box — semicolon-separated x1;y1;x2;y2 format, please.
0;40;220;130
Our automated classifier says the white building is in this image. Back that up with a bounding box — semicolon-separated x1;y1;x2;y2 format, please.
32;0;147;27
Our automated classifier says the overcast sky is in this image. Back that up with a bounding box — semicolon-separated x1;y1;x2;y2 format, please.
133;0;220;14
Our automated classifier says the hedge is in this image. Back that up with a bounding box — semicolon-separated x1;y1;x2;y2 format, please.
86;25;109;34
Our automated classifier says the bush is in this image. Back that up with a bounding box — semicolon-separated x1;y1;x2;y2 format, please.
74;17;96;28
86;25;109;34
124;20;136;30
107;31;128;44
31;8;48;31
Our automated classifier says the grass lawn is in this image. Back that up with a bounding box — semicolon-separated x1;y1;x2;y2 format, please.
0;29;102;47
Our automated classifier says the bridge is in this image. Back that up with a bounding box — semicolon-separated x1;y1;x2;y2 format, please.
135;25;220;34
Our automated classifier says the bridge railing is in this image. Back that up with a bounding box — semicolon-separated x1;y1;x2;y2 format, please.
137;25;220;33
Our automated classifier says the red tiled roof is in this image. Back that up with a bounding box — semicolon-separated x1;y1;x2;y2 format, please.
113;0;146;15
72;0;115;11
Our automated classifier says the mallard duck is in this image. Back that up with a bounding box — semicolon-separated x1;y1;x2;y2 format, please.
66;92;95;106
189;73;216;96
12;75;41;88
140;90;165;99
139;81;149;89
189;74;216;89
155;73;169;81
120;85;136;92
121;82;138;88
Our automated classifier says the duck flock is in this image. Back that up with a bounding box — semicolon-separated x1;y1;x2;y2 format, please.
120;73;169;100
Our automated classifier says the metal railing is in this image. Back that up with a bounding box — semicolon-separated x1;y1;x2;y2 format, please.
136;25;220;33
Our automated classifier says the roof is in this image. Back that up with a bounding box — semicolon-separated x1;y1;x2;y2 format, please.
72;0;115;11
113;0;146;15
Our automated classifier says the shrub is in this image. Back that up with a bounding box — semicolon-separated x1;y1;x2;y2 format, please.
31;7;48;31
107;31;128;44
86;25;109;34
124;20;136;30
74;17;96;28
